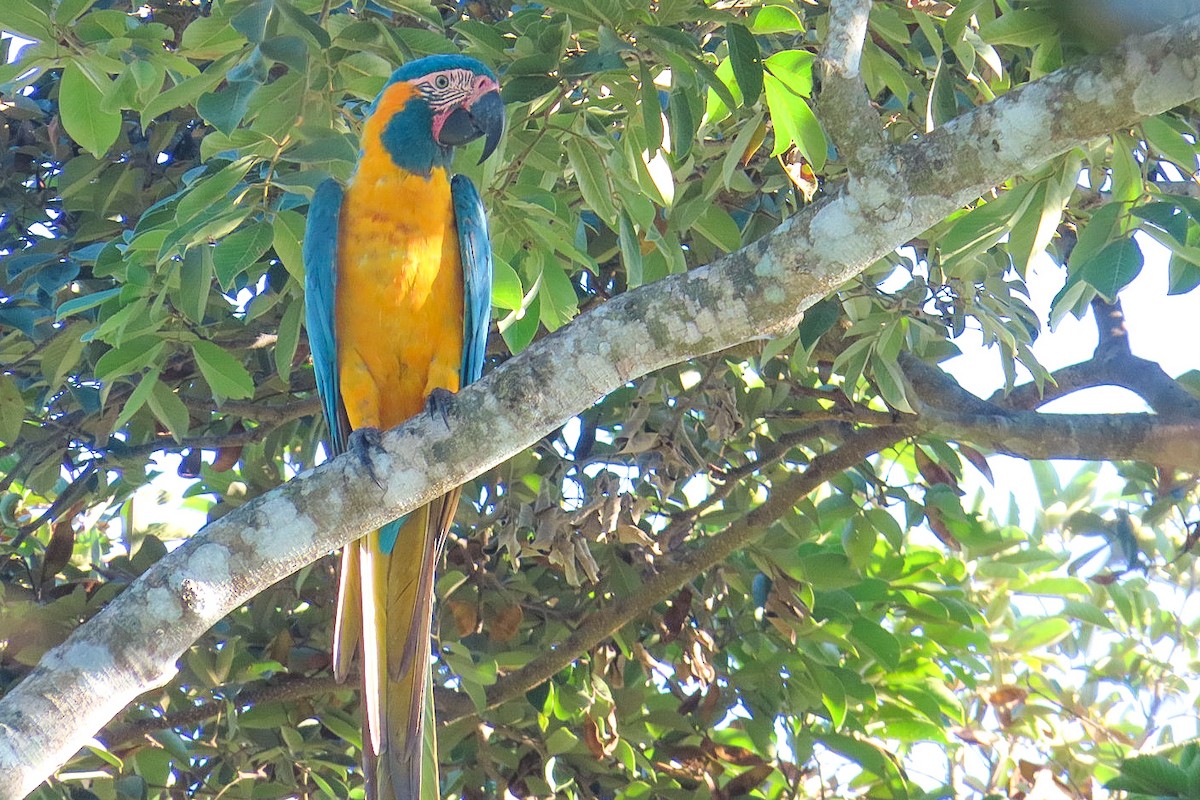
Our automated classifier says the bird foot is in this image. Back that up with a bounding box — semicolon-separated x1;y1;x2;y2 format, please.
425;388;455;430
347;426;386;491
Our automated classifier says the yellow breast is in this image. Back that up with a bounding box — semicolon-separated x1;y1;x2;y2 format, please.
336;84;464;429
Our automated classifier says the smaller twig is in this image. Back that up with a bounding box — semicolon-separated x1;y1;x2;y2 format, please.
815;0;888;168
103;674;347;749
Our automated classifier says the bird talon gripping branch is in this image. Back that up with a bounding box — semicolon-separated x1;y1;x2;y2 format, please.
425;387;455;430
303;55;503;800
347;426;387;491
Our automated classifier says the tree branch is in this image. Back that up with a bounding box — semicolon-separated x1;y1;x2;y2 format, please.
438;426;907;723
816;0;887;168
4;17;1200;797
992;297;1200;418
102;674;346;750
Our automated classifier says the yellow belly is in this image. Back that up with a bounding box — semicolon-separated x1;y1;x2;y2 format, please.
336;163;463;429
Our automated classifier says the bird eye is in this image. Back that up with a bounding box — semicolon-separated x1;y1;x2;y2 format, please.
433;74;450;89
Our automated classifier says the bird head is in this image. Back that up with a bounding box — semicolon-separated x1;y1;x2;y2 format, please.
371;55;504;176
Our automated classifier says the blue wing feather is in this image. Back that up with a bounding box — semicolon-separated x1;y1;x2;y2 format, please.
451;174;492;387
303;178;349;456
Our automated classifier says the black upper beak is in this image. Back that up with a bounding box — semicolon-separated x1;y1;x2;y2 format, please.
437;89;505;164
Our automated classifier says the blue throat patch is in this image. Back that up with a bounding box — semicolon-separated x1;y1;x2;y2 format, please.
380;100;452;177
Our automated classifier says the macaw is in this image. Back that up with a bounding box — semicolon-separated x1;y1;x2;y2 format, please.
302;55;504;800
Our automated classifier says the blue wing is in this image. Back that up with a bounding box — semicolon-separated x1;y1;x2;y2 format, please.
303;178;349;456
451;174;493;386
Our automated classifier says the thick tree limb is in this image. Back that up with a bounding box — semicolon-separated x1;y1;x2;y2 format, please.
926;412;1200;465
4;17;1200;797
994;297;1200;417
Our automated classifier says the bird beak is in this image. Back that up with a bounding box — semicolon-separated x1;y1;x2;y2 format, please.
472;89;505;164
435;89;505;163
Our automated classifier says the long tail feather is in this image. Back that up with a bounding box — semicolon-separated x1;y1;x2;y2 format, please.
355;491;457;800
332;544;361;683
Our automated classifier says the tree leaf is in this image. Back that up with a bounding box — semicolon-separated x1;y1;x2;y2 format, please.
726;24;763;106
566;138;617;226
147;378;190;442
60;62;122;157
95;337;166;383
0;374;23;444
178;247;213;324
212;222;274;289
112;368;162;432
275;298;302;382
1077;238;1143;300
978;10;1055;47
751;5;804;34
192;340;255;400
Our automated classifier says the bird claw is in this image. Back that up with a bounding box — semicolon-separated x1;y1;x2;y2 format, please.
347;426;386;491
425;388;454;430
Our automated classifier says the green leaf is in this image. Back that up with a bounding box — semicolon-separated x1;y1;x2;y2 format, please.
639;62;664;154
192;340;255;400
0;374;23;444
54;0;98;25
212;222;274;289
763;50;815;97
1107;755;1191;796
147;379;190;442
176;159;253;227
1077;238;1143;299
0;0;52;39
499;291;540;354
1168;253;1200;295
703;58;742;125
95;337;166;383
926;58;957;130
692;205;742;252
275;298;302;382
1005;617;1071;651
1017;577;1091;598
178;247;213;324
273;209;306;282
798;298;839;349
545;727;579;756
849;618;901;669
539;263;579;332
112;368;161;431
940;183;1036;262
1061;600;1114;629
230;0;272;42
501;76;560;104
618;213;645;288
56;287;121;320
726;24;763;105
492;256;523;311
566;138;617;227
978;10;1055;47
197;79;258;135
60;62;122;157
1142;116;1198;171
750;5;804;34
763;72;825;168
820;733;902;784
40;321;89;390
668;86;696;160
181;14;248;58
140;59;232;127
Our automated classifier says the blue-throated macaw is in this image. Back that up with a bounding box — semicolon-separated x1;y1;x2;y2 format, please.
302;54;503;800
